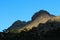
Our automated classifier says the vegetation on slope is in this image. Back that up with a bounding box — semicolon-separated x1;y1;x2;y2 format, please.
0;21;60;40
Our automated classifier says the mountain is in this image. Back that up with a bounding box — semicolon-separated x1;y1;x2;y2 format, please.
9;20;26;29
17;10;55;32
1;10;60;40
1;20;60;40
32;10;55;21
5;20;26;32
5;10;56;33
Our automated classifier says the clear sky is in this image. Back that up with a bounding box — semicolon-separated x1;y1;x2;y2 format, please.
0;0;60;32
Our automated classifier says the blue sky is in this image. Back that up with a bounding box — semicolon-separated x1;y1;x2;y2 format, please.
0;0;60;32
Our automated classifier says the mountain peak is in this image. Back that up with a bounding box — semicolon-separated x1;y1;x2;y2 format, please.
5;10;56;33
6;20;26;31
38;10;50;15
32;10;53;21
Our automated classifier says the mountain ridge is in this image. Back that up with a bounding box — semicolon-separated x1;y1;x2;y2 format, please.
1;10;60;40
5;10;57;33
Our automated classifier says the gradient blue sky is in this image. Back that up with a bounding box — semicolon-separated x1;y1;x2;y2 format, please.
0;0;60;32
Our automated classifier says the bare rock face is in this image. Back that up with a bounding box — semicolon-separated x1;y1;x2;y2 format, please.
32;10;55;21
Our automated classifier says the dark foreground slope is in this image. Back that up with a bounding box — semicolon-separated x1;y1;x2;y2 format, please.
0;21;60;40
